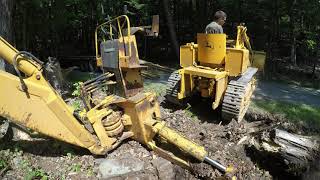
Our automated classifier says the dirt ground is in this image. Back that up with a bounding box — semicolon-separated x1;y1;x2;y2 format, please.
0;68;319;180
1;99;312;180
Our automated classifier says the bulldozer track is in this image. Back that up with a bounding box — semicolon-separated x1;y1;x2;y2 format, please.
165;71;184;106
222;76;256;123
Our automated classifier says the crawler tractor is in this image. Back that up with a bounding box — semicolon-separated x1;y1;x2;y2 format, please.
0;15;233;174
166;26;265;122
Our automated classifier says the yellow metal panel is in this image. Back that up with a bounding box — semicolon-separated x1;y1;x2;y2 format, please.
145;119;207;161
212;77;228;110
178;70;193;100
197;33;226;65
0;71;106;154
118;35;139;68
182;66;228;79
252;51;266;71
242;50;249;73
0;37;40;76
225;48;249;76
180;43;197;67
122;68;143;89
118;92;161;144
96;56;103;67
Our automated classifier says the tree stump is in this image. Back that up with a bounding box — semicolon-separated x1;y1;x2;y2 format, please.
44;57;69;96
247;128;319;176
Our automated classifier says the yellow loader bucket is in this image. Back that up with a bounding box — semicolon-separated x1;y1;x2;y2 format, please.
252;51;266;72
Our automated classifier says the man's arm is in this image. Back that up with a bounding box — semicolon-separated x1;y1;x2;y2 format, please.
206;26;216;34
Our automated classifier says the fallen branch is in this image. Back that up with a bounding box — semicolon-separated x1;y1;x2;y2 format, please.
139;59;176;72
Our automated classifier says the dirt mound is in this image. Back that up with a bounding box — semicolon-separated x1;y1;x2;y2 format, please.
160;107;272;179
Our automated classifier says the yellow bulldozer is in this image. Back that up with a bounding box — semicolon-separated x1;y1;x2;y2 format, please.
0;15;234;175
165;25;265;122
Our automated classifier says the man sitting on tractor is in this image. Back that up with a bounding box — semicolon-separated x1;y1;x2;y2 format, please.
205;10;227;34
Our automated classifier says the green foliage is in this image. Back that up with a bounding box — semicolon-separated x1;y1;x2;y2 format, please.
71;82;83;110
0;158;9;170
63;145;76;158
125;0;148;20
304;39;316;51
18;159;48;180
66;151;75;159
12;0;158;57
125;0;146;11
24;168;48;180
300;31;318;56
71;100;82;110
0;149;20;176
69;163;81;172
72;82;82;97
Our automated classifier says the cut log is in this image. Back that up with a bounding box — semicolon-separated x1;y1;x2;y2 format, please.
247;128;319;176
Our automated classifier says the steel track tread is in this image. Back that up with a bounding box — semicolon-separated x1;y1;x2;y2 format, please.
222;78;255;122
165;71;183;106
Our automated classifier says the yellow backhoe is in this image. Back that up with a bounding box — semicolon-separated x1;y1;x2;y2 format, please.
0;15;233;175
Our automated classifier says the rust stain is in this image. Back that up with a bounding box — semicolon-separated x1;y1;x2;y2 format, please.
25;113;32;124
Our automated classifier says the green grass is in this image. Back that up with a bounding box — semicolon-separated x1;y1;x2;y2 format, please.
24;168;48;180
69;163;81;173
18;159;48;180
252;99;320;130
0;158;9;171
267;73;320;89
65;71;96;84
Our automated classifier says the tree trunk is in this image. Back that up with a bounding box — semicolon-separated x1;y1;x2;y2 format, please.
274;0;280;40
0;0;14;70
290;37;297;66
0;0;13;41
311;58;318;80
162;0;179;60
290;0;297;66
44;57;68;96
248;129;319;176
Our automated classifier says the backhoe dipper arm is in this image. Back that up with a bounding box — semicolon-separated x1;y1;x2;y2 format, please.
144;119;233;173
0;37;108;154
0;37;40;76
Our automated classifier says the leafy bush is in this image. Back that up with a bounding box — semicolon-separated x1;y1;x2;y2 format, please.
72;82;82;97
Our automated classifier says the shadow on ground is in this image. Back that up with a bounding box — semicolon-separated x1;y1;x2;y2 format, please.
161;94;223;124
0;135;91;157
